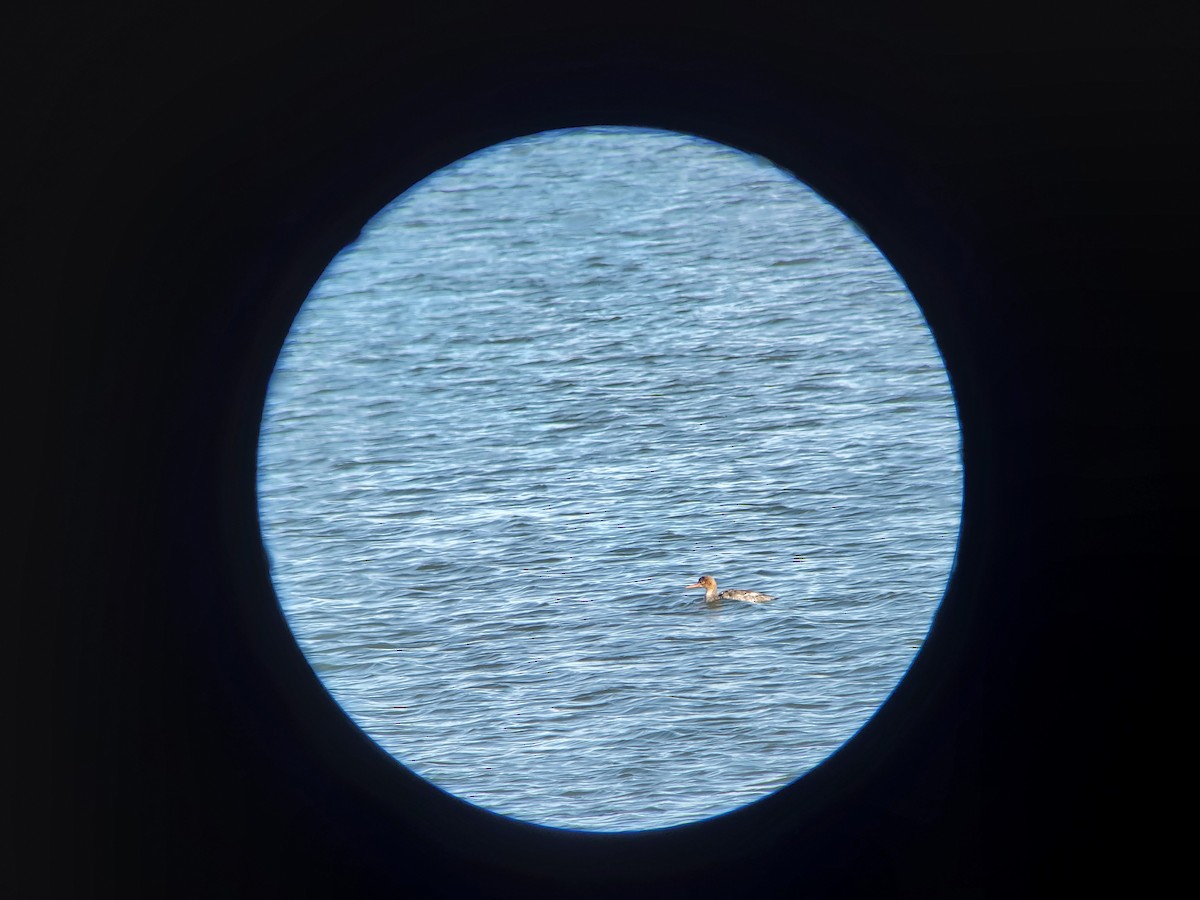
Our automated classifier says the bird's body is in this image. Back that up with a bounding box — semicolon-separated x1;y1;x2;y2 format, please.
685;574;776;605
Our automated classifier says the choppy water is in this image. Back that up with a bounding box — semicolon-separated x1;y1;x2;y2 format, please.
257;127;962;831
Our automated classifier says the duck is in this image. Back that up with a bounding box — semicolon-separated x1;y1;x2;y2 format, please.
685;574;776;605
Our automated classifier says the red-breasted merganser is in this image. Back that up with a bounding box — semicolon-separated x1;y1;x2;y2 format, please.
685;575;776;605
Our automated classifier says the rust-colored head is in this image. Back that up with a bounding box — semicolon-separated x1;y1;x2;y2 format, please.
685;575;717;591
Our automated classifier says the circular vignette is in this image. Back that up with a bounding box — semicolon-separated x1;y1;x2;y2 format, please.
224;55;995;893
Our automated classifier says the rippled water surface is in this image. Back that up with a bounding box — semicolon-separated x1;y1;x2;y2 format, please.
258;127;962;831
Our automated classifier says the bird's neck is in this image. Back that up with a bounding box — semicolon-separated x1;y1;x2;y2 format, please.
704;585;721;603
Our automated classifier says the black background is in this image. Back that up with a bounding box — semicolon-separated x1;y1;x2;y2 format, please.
9;2;1189;896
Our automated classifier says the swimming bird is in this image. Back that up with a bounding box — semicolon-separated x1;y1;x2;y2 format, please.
685;575;776;605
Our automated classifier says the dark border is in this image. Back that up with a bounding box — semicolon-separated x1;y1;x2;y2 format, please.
12;4;1185;896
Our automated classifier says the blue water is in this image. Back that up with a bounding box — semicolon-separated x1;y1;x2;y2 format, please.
257;127;962;832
